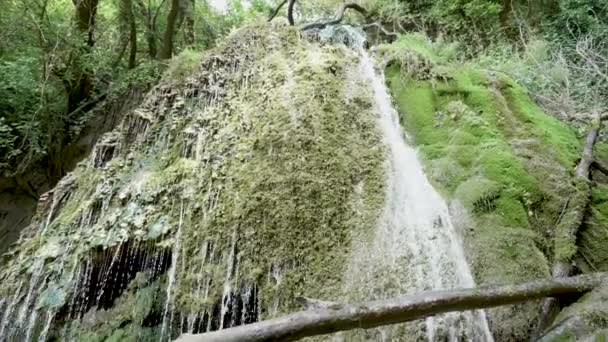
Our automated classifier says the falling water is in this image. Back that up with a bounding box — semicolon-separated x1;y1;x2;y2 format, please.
332;26;494;341
38;310;55;342
160;200;185;341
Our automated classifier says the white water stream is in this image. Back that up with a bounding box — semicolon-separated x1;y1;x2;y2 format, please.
336;27;494;341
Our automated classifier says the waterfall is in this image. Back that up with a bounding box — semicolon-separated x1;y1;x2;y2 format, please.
0;25;498;341
330;26;494;342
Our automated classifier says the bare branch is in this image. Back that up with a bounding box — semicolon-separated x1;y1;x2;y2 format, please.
267;0;287;22
363;22;399;37
175;273;607;342
286;0;296;25
301;3;367;31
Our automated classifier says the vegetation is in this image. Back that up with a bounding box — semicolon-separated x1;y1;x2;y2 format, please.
0;0;270;177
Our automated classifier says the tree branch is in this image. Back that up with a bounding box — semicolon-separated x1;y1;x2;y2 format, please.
175;273;607;342
267;0;287;22
301;3;367;31
363;22;399;37
286;0;296;26
593;159;608;175
575;111;602;178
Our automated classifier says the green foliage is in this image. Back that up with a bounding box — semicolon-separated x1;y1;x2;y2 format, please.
162;49;202;84
378;33;459;79
0;0;270;176
545;0;608;40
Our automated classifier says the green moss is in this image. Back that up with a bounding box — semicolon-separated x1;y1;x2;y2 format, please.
549;286;608;340
61;274;163;341
453;176;501;213
554;177;591;262
385;35;586;340
546;331;575;342
502;80;580;166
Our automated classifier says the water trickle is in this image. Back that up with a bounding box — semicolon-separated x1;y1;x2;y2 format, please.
24;305;38;342
16;260;44;326
219;227;238;329
332;26;494;342
160;200;185;341
0;281;23;339
38;310;55;342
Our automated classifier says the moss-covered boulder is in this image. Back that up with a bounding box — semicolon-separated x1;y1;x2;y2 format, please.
0;24;385;341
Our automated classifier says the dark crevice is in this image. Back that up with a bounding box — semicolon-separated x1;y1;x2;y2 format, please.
56;241;171;321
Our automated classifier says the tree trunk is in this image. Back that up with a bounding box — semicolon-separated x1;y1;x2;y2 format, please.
268;0;288;22
127;0;137;69
67;0;99;111
116;0;137;69
73;0;99;47
499;0;516;40
287;0;296;25
175;273;607;342
159;0;179;59
135;0;159;59
174;0;192;45
183;0;195;46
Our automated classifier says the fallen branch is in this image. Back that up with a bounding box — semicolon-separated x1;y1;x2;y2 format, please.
575;111;602;179
301;3;367;31
534;111;604;337
175;273;607;342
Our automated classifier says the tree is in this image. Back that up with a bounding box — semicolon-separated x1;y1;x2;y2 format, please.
117;0;138;69
159;0;180;59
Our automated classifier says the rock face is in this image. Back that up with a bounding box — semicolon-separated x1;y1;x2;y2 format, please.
0;24;385;341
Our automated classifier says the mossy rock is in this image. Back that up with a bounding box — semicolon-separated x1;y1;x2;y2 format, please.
0;24;385;341
454;176;501;213
385;34;585;340
578;183;608;272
